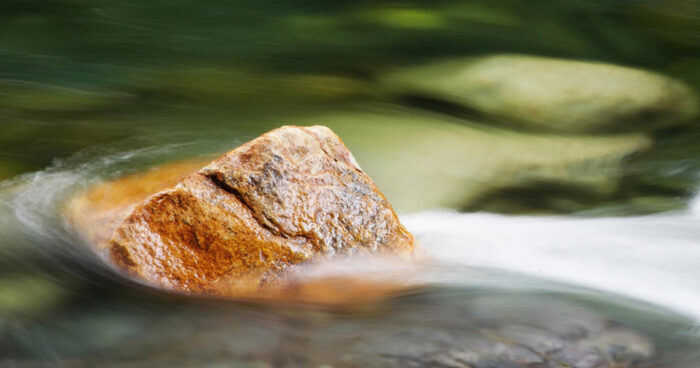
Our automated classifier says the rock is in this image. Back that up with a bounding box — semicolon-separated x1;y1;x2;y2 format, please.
339;322;653;368
335;296;655;368
293;107;652;213
68;126;414;297
2;291;659;368
67;159;210;248
381;54;698;133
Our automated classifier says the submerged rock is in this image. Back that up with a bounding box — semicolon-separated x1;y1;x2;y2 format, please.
295;107;652;213
325;294;657;368
381;54;698;133
68;126;414;298
8;290;657;368
339;315;654;368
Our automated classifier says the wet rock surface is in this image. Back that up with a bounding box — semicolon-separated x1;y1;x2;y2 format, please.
0;289;659;368
67;126;413;297
340;322;653;367
331;295;655;368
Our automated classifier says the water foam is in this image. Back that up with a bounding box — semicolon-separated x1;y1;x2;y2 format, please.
404;195;700;321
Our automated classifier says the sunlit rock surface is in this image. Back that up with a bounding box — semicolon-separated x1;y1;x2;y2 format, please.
67;126;414;299
381;54;698;133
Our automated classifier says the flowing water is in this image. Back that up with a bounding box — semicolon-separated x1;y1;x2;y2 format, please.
2;0;700;367
1;136;699;367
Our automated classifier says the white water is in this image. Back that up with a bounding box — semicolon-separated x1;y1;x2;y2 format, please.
404;194;700;322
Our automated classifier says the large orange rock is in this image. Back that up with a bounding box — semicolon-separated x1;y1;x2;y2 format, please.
68;126;414;299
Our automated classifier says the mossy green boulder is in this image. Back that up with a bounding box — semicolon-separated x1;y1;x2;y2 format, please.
381;54;698;133
296;107;651;213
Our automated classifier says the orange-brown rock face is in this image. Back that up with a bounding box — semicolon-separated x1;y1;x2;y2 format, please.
70;126;414;297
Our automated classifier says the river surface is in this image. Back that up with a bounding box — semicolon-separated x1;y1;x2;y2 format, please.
0;138;699;367
1;0;700;367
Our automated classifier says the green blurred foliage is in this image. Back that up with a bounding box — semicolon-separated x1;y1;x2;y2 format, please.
0;0;698;214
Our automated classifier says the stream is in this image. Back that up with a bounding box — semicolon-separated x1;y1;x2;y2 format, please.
1;138;699;367
2;0;700;367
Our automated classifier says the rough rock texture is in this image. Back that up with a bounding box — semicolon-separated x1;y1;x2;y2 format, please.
381;54;698;133
70;126;414;297
8;290;658;368
339;321;654;367
330;295;656;368
67;159;209;248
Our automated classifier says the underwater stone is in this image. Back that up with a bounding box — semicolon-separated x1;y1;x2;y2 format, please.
69;126;414;297
339;322;653;368
294;107;652;213
381;54;699;133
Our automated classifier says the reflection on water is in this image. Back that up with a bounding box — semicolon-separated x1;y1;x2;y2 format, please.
1;0;700;366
